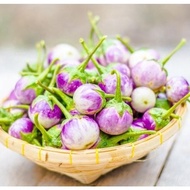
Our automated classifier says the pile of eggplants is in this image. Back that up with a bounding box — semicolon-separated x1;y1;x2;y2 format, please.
0;13;189;150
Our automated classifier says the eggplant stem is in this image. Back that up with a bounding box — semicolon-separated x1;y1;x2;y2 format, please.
33;114;51;142
162;93;190;119
4;105;29;110
80;39;105;75
78;36;107;72
88;12;102;39
48;95;72;119
0;118;11;124
37;58;59;82
161;38;186;66
111;70;122;102
116;35;135;53
36;40;46;73
36;80;55;95
52;87;74;109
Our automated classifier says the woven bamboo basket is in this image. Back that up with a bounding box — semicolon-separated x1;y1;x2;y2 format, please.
0;101;187;184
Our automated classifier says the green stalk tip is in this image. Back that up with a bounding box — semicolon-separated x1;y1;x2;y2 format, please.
162;38;187;66
79;38;84;44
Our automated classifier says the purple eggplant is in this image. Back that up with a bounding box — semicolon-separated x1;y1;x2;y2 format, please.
14;59;57;104
99;72;133;97
128;49;160;69
131;39;186;90
99;39;130;66
47;43;81;64
166;76;189;103
96;70;133;135
28;95;62;129
107;62;131;78
131;86;156;113
59;59;81;68
143;92;190;131
7;90;18;100
61;116;100;150
131;60;167;90
8;118;34;139
48;95;100;150
73;84;106;115
2;99;26;115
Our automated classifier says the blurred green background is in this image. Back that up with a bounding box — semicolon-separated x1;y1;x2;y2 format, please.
0;4;190;50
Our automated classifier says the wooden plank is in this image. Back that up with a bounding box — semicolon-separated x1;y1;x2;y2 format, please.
156;105;190;186
0;144;47;186
36;171;84;186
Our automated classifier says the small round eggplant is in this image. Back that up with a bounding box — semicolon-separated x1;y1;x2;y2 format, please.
131;60;167;90
99;72;133;97
14;76;38;104
128;49;160;68
14;60;56;104
47;43;81;64
166;76;189;103
107;62;131;78
28;95;62;129
61;116;100;150
73;84;106;115
131;86;156;113
8;118;34;139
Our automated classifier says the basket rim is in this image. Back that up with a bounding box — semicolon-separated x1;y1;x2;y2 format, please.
0;102;187;154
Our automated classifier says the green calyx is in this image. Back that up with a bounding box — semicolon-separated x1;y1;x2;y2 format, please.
20;127;41;146
102;70;133;117
97;130;156;148
155;98;171;110
0;108;24;132
31;95;55;110
148;108;171;131
106;99;133;117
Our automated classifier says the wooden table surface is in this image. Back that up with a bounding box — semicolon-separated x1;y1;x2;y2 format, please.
0;47;190;186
